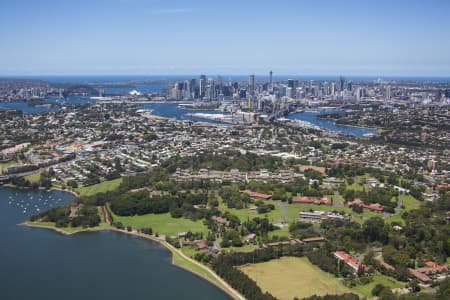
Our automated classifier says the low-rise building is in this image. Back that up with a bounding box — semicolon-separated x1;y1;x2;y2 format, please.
333;251;368;274
292;196;331;205
347;199;384;213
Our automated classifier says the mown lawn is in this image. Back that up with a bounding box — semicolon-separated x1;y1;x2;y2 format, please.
402;195;422;211
0;161;18;174
110;210;209;237
222;244;258;253
218;198;285;224
346;183;365;192
181;246;199;258
285;203;379;221
286;203;352;220
385;214;405;225
171;248;223;287
24;172;41;183
268;227;290;238
76;178;123;196
385;195;421;225
239;257;352;300
351;274;404;298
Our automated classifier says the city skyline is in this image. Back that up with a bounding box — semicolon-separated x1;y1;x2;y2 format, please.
1;0;450;76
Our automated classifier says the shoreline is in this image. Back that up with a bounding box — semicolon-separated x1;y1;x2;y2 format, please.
315;116;380;131
22;221;245;300
2;184;81;197
287;112;380;136
7;179;244;298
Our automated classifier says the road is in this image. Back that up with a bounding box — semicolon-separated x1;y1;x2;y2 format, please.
279;201;288;221
333;190;344;207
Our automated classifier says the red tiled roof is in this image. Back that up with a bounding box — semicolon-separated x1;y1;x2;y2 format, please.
375;258;396;272
240;190;272;200
347;199;384;212
292;196;331;205
333;251;367;273
424;261;448;272
409;268;431;283
435;184;450;190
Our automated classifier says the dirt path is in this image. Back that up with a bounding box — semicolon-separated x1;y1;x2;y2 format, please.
395;193;404;215
333;190;344;207
102;205;111;225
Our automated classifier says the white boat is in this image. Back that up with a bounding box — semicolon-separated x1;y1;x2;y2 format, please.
363;133;375;137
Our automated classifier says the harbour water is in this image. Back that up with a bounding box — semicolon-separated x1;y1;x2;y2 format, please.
288;111;377;137
0;100;377;136
0;76;377;136
0;187;231;300
0;96;92;114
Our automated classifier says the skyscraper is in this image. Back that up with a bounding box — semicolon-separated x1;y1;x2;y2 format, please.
269;70;274;94
287;79;298;98
216;75;223;95
386;86;391;100
199;75;206;98
249;74;255;97
339;76;345;91
208;78;215;100
183;80;191;99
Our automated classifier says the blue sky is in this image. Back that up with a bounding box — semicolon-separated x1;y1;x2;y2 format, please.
1;0;450;76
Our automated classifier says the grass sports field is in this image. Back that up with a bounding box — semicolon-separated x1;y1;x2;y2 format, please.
239;257;352;300
76;178;123;196
110;210;209;236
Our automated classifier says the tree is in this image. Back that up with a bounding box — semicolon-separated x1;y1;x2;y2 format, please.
67;179;78;189
372;284;385;296
363;217;388;244
352;204;363;214
438;278;450;299
409;279;421;293
379;287;395;300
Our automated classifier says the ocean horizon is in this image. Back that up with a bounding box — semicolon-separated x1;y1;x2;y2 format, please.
1;74;450;83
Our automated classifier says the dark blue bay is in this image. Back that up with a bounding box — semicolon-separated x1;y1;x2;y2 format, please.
0;187;230;300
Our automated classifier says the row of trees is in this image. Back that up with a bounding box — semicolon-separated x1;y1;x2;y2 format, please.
110;191;171;216
161;150;288;173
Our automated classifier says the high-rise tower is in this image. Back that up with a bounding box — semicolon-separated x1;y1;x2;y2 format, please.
249;74;255;97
